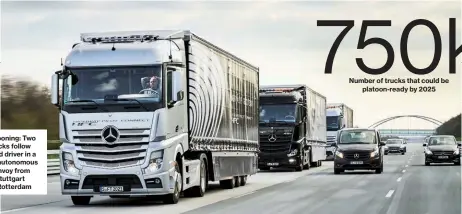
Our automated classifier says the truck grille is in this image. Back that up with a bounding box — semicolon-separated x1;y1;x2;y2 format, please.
343;151;371;160
259;132;292;153
327;136;336;145
72;129;150;168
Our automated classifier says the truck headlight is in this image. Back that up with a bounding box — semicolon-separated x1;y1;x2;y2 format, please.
454;150;459;155
425;149;432;155
62;152;79;176
335;151;343;159
287;149;298;157
370;150;379;158
144;150;163;174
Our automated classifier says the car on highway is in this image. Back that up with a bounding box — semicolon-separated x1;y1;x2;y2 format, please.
332;128;386;174
423;135;461;166
384;138;407;155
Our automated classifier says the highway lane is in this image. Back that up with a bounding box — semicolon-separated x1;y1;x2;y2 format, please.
186;143;461;214
3;143;459;214
1;159;332;213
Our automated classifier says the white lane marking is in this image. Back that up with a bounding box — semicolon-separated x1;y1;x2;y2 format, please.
2;207;31;213
385;190;395;198
284;178;297;183
232;191;256;199
402;170;406;173
397;177;402;182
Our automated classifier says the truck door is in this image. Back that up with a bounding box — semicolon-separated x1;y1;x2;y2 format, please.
165;65;187;138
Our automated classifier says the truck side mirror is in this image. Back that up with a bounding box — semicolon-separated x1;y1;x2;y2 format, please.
379;141;386;146
423;143;427;147
51;74;59;107
177;90;184;100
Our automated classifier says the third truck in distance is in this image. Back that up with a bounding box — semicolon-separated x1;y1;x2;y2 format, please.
326;103;353;159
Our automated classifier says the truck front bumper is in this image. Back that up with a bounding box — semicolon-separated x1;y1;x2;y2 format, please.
258;153;300;168
61;165;177;196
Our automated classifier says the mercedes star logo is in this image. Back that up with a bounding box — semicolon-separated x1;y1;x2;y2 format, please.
354;153;359;159
268;134;277;142
101;125;120;144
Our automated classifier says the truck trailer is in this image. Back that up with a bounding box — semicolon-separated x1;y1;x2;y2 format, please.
326;103;353;159
50;30;260;205
258;85;327;171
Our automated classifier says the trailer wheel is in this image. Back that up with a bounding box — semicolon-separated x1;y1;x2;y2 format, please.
239;175;247;186
220;178;235;189
71;196;91;205
184;154;208;197
234;176;241;187
163;164;182;204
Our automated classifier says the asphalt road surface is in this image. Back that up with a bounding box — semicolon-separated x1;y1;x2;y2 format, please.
2;143;460;214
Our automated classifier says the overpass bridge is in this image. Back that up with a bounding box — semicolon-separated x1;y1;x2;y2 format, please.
369;114;442;137
378;129;436;136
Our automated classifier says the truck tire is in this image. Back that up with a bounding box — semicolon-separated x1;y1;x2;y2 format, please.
220;178;235;189
239;175;247;186
234;176;241;187
295;153;304;171
71;196;91;205
184;154;208;197
163;164;182;204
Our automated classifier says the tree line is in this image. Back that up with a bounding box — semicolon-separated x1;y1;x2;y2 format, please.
1;75;460;142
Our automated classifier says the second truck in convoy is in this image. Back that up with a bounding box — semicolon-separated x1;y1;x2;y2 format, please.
326;103;353;159
50;30;259;205
258;85;327;171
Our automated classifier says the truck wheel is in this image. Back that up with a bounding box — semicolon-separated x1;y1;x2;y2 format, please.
163;164;182;204
318;160;322;166
334;169;342;174
295;154;304;171
239;175;247;186
71;196;91;205
220;178;235;189
234;176;241;187
184;154;208;197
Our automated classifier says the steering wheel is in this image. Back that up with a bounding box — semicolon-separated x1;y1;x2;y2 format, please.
285;115;295;120
139;89;159;94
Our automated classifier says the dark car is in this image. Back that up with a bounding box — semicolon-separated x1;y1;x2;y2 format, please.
423;135;461;166
384;138;407;155
332;128;386;174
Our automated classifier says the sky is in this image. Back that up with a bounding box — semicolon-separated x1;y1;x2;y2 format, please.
1;1;461;129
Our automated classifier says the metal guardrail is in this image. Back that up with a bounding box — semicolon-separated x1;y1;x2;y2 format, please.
48;150;60;175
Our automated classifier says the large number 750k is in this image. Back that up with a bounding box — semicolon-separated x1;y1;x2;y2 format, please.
316;19;461;75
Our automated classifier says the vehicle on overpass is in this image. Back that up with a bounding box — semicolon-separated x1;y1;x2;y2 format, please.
384;138;407;155
423;135;461;166
50;30;260;205
258;85;327;171
332;128;385;174
326;103;353;159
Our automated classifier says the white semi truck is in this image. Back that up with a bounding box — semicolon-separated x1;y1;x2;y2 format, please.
50;30;260;205
325;103;353;159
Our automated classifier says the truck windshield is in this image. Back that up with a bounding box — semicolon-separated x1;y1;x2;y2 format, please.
259;104;296;123
62;66;164;112
327;116;340;131
339;130;376;144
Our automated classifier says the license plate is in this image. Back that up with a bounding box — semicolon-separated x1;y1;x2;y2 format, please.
350;161;363;165
100;186;124;193
438;156;449;159
267;162;279;166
